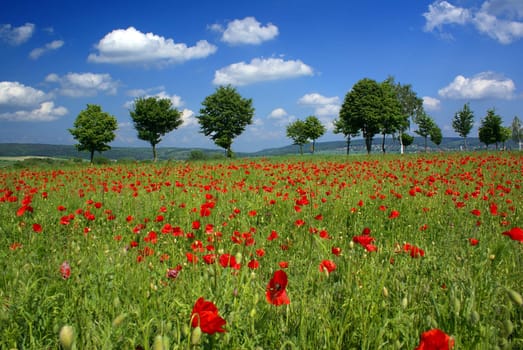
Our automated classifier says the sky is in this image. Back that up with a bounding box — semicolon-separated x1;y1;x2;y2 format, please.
0;0;522;153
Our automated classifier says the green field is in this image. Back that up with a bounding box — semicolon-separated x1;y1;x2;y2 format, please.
1;152;522;349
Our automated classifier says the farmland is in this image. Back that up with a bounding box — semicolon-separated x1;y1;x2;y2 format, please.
1;152;522;349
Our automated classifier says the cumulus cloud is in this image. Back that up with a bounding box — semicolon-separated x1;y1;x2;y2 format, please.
180;108;198;128
438;72;516;99
46;72;118;97
88;27;217;65
0;101;67;122
0;81;48;106
298;93;341;117
423;96;441;111
124;90;184;109
423;0;523;44
0;23;35;45
215;17;279;45
213;57;313;86
29;40;64;59
268;108;288;119
267;108;295;126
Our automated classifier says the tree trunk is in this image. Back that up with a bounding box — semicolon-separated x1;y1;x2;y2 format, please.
90;150;95;164
381;133;386;154
464;137;468;151
152;144;157;162
346;137;351;155
365;135;372;154
226;146;232;158
424;137;428;152
311;140;316;154
399;131;404;155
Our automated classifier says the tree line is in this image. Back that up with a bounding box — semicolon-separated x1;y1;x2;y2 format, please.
69;80;522;162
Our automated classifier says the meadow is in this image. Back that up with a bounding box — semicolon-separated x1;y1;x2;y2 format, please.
0;152;522;349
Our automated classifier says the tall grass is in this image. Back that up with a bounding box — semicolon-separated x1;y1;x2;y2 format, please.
0;152;521;349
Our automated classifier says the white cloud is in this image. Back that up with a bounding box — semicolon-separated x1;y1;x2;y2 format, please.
46;72;118;97
423;96;441;111
267;108;295;126
298;93;340;117
0;101;67;122
29;40;64;59
219;17;278;45
88;27;217;65
0;81;48;106
213;57;313;86
423;1;523;44
268;108;288;119
423;1;471;31
124;90;184;109
0;23;35;45
180;108;198;128
438;72;516;99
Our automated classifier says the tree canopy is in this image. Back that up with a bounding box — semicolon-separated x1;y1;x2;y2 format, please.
286;119;309;155
197;85;254;158
68;104;118;163
452;103;475;150
304;116;326;154
414;112;440;151
129;96;183;161
478;109;503;149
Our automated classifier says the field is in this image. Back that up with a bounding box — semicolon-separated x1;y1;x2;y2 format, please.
1;152;522;349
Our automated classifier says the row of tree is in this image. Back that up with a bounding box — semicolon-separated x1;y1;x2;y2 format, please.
69;81;523;162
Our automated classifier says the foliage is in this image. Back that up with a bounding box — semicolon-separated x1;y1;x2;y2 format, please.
414;112;440;151
378;80;404;153
430;124;443;146
68;104;118;163
478;109;503;149
333;117;359;155
197;85;254;158
452;103;475;150
304;116;326;154
400;133;414;150
129;96;183;161
1;154;522;349
286;119;309;155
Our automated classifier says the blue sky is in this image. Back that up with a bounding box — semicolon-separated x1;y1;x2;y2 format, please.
1;0;522;152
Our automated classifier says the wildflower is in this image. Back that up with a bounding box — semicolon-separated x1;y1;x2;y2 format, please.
166;265;182;279
248;259;260;269
219;254;240;269
415;328;454;350
319;259;336;273
266;270;290;305
32;223;42;232
60;261;71;279
191;297;226;334
468;238;479;246
331;246;341;256
502;227;523;242
388;210;400;219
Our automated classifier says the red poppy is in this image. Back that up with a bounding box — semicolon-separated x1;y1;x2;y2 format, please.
278;261;289;268
267;230;278;241
331;246;341;256
60;261;71;279
470;209;481;217
32;223;42;233
468;238;479;246
266;270;290;306
191;297;226;334
388;210;400;219
247;259;260;269
415;328;454;350
319;259;336;273
219;254;240;269
502;227;523;242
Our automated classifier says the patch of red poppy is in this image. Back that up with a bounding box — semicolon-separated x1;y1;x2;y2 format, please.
331;246;341;256
219;254;240;269
191;297;227;334
319;259;336;273
468;238;479;246
247;259;260;269
32;223;42;233
415;328;454;350
502;227;523;242
388;210;400;219
266;270;290;306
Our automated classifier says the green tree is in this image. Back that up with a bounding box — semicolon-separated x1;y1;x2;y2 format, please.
378;79;403;153
130;96;183;161
303;115;326;154
511;116;522;151
400;133;414;151
387;77;424;154
69;104;118;163
197;85;254;158
333;117;359;155
414;112;437;151
500;126;511;150
452;103;475;150
339;78;383;154
478;109;503;149
430;124;442;147
286;119;309;155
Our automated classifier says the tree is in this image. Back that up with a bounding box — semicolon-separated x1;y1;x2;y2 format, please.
452;103;474;150
303;116;326;154
387;77;424;154
478;109;503;149
400;133;414;151
130;96;183;161
197;85;254;158
511;116;522;150
378;79;403;153
430;124;442;147
69;104;118;163
333;117;359;155
414;112;437;151
286;120;309;155
500;126;511;150
339;78;383;154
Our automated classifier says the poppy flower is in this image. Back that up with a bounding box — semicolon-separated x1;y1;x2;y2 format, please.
266;270;290;306
319;259;336;273
468;238;479;246
60;261;71;279
415;328;454;350
32;223;42;233
502;227;523;242
388;210;400;219
191;297;226;334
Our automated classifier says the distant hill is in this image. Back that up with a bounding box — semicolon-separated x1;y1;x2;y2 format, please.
0;137;519;161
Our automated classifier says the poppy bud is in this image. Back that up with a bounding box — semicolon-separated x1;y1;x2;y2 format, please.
153;335;170;350
235;252;242;264
112;313;127;327
191;326;202;345
502;319;514;337
469;310;480;324
506;289;522;306
382;287;389;298
59;325;74;350
452;296;461;315
401;297;408;309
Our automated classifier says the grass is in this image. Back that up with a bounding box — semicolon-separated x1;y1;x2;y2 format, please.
0;152;522;349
